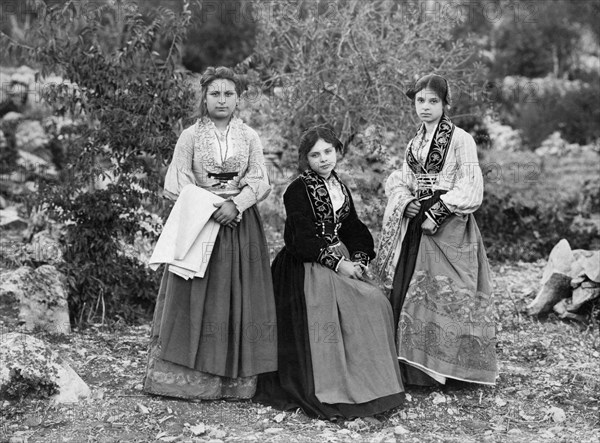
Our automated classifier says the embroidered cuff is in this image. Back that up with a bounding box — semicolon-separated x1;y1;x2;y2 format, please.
318;247;344;271
351;251;370;267
226;198;244;222
231;184;261;214
426;199;452;227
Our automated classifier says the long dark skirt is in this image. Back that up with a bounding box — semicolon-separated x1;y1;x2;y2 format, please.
143;206;277;400
255;247;404;420
391;192;445;386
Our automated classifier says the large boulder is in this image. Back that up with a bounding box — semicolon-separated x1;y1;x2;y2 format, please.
0;333;90;403
0;128;6;150
528;239;600;317
527;273;572;316
17;149;57;177
28;229;64;265
527;240;574;315
15;120;50;154
1;111;23;124
0;206;27;230
573;250;600;283
0;265;71;334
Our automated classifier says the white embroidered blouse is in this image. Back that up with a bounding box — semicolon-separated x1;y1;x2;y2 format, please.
385;125;484;217
374;123;484;290
163;116;271;214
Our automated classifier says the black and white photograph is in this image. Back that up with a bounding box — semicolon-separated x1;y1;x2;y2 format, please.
0;0;598;441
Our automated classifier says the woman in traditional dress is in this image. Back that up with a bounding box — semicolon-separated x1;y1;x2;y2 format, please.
255;125;404;420
143;66;277;400
375;74;497;386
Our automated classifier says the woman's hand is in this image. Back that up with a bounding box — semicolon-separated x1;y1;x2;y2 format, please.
421;217;438;236
355;262;374;281
404;200;421;219
337;259;364;279
212;201;240;227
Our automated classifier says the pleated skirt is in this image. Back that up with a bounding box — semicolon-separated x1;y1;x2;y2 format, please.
143;206;277;400
391;197;497;386
255;246;404;420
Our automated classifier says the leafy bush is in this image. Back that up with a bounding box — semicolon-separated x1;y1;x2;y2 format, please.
246;0;487;241
54;185;163;323
135;0;258;73
489;1;591;80
0;117;19;170
514;83;600;148
249;0;487;154
475;185;599;262
579;177;600;214
492;75;600;149
1;0;195;325
180;0;257;72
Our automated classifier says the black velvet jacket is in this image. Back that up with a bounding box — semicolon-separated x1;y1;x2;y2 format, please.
282;170;375;271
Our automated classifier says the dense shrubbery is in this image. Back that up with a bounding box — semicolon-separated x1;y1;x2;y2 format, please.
249;0;486;154
475;186;598;262
0;117;19;169
459;0;600;151
137;0;257;72
55;185;163;323
504;77;600;148
474;151;600;262
579;177;600;214
1;0;195;325
247;0;487;250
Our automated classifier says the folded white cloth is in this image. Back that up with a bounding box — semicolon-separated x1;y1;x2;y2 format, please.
149;184;223;279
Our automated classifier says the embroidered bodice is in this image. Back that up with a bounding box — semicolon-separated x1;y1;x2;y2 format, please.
281;170;375;271
163;116;270;213
375;115;484;286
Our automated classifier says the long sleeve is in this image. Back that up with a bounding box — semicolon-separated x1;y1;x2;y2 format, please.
426;128;483;226
439;129;483;213
163;127;196;200
385;158;418;220
338;191;375;266
231;127;271;213
282;179;343;270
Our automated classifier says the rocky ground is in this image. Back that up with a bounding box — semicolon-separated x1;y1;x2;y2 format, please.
1;260;599;443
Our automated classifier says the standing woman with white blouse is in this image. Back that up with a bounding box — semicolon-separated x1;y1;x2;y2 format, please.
376;74;498;387
143;66;277;400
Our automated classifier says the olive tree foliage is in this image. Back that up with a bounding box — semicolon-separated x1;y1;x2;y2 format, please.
0;0;196;324
250;0;486;167
248;0;487;229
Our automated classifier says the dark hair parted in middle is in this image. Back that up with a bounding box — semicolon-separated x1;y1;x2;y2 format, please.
199;66;243;117
405;73;452;106
297;125;343;172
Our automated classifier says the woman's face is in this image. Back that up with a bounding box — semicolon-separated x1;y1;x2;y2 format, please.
415;87;444;125
307;138;337;178
205;79;238;121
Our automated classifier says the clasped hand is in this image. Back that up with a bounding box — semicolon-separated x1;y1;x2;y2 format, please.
212;201;240;228
421;217;438;236
338;259;367;280
404;200;421;218
405;199;438;235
